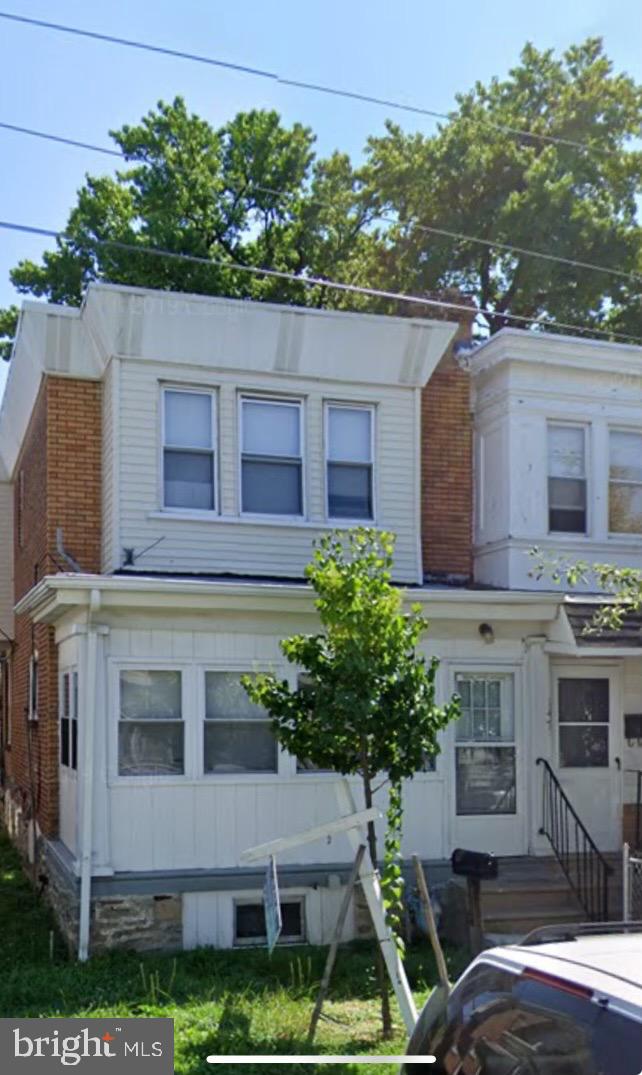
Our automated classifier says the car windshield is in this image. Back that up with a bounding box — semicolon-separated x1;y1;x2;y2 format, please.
406;959;642;1074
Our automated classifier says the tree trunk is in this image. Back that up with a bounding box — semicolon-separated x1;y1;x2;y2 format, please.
362;760;393;1039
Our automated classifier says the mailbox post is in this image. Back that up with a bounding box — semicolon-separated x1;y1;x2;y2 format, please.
451;848;498;956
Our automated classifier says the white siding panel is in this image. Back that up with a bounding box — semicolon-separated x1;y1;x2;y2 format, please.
101;360;119;572
117;362;420;582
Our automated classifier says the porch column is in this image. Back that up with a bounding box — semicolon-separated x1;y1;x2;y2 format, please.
524;635;550;855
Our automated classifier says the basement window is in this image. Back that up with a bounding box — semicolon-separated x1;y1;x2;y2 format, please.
60;670;78;770
234;897;305;947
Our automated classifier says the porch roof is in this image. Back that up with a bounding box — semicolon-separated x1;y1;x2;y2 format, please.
566;602;642;649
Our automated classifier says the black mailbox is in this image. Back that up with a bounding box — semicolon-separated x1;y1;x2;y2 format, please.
451;847;498;881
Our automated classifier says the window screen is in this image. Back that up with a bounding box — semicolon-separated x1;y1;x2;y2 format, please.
326;405;373;519
163;389;215;510
241;399;302;515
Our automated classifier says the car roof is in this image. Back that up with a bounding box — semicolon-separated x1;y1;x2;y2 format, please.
481;934;642;1016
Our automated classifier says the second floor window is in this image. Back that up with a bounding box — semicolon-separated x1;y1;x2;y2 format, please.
241;397;303;516
547;424;586;534
163;389;216;511
609;430;642;534
326;404;374;519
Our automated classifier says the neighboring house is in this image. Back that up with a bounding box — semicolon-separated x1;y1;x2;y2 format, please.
0;283;641;957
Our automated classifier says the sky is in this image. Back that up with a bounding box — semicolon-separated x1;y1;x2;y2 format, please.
1;0;641;402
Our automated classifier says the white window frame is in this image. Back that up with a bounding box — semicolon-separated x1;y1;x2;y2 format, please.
161;386;218;515
547;421;589;536
453;669;518;818
112;663;190;784
233;894;306;947
200;663;286;779
608;426;642;537
324;402;376;522
238;394;305;520
59;668;79;771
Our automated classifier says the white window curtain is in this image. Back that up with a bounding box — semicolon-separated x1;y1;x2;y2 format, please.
609;431;642;534
118;670;184;776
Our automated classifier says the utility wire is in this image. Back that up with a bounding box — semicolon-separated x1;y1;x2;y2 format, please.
0;10;615;155
2;120;640;285
1;218;640;345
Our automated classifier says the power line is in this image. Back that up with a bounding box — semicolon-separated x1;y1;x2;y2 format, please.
0;9;612;155
1;218;639;345
2;120;640;285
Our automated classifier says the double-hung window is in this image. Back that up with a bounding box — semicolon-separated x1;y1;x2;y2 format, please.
204;672;277;774
326;404;374;520
118;670;184;776
60;670;78;770
240;397;303;516
609;430;642;534
163;388;216;511
547;424;587;534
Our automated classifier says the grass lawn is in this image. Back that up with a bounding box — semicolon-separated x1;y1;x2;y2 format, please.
0;831;468;1073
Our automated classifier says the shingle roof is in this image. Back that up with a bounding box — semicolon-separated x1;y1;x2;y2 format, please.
566;602;642;648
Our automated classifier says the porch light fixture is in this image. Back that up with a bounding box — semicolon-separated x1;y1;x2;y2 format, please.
478;622;494;644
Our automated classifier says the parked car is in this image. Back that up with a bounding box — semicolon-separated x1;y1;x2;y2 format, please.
403;924;642;1073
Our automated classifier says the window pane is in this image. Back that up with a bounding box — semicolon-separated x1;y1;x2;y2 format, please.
455;676;514;742
60;717;70;767
118;721;184;775
235;900;303;944
456;746;516;814
549;506;587;533
242;400;300;457
327;463;372;518
164;449;214;510
120;670;182;721
560;725;609;768
558;679;609;723
205;672;266;721
62;673;70;718
328;407;371;462
204;722;277;773
548;426;585;478
71;720;78;771
165;390;212;449
610;482;642;533
242;459;302;514
610;431;642;482
548;476;586;509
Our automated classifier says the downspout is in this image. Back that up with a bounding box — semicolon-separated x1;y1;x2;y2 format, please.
78;587;101;961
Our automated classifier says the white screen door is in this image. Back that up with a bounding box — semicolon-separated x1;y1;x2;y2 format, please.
554;668;622;851
451;672;527;856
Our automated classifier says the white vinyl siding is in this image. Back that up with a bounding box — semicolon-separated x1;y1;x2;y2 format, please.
609;430;642;535
0;482;13;638
325;404;374;520
116;363;421;582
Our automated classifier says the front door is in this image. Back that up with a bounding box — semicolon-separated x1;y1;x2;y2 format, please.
553;667;623;851
450;670;527;857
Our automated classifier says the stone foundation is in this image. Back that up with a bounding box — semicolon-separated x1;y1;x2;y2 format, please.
91;894;183;953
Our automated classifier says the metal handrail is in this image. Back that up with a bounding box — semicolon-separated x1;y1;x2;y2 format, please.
625;768;642;850
536;757;613;922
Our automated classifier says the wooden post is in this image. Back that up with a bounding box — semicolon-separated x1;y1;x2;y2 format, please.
467;877;483;956
412;855;449;990
307;845;366;1045
335;780;418;1034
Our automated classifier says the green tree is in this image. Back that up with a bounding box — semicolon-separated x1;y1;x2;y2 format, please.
242;528;459;1036
361;38;642;333
0;97;376;358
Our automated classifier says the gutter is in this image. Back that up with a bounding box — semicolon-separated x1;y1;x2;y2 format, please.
78;587;101;962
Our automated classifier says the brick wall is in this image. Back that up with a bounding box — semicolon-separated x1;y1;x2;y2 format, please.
420;301;476;583
7;376;101;838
